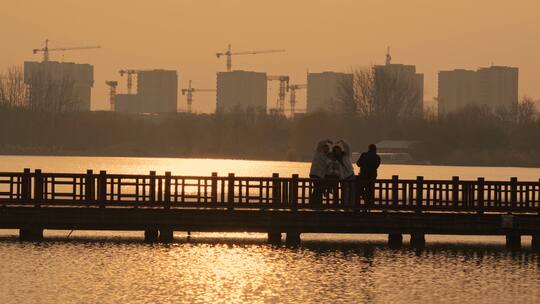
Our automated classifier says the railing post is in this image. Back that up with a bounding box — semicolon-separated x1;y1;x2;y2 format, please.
291;174;299;211
477;177;485;211
33;169;42;208
282;178;290;207
416;176;423;211
332;178;339;206
452;176;459;208
21;169;43;241
510;177;518;210
392;175;399;208
272;173;281;205
149;171;156;207
98;170;107;209
461;182;470;209
22;168;31;202
227;173;235;210
164;171;171;210
538;179;540;214
85;170;94;205
157;174;163;205
211;172;218;203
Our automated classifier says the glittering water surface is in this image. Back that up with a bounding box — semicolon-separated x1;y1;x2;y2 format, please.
1;154;540;180
1;156;540;303
1;235;540;304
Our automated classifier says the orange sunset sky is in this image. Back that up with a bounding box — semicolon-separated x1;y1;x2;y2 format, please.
1;0;539;112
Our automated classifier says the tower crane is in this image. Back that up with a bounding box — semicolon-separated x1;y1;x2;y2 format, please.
32;39;101;62
267;75;289;115
216;44;285;72
288;84;307;116
181;80;216;113
118;69;141;94
385;46;392;65
105;81;118;111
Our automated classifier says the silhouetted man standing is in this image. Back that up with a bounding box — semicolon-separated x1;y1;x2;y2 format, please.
356;144;381;209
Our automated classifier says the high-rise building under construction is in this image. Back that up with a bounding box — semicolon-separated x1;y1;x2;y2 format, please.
438;69;478;115
373;63;424;117
115;69;178;114
216;71;267;112
438;66;518;116
24;61;94;111
137;70;178;113
477;66;519;108
306;72;353;112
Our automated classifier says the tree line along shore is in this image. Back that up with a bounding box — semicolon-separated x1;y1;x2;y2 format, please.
1;64;539;167
0;105;539;167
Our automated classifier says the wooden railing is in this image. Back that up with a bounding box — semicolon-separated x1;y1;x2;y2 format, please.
0;169;539;213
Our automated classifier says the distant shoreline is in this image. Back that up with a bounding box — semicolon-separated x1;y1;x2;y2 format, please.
2;109;540;169
1;150;539;169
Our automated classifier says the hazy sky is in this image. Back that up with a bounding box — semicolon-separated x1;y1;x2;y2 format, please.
2;0;539;112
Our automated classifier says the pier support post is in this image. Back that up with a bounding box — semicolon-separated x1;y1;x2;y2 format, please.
144;229;159;243
505;233;521;250
268;232;282;245
388;233;403;248
159;229;174;243
532;235;540;251
285;231;301;246
410;233;426;248
19;227;44;242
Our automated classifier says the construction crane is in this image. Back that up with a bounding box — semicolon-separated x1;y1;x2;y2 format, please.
32;39;101;62
386;46;392;65
288;84;307;116
181;80;216;113
118;69;141;94
267;75;289;115
216;44;285;72
105;81;118;111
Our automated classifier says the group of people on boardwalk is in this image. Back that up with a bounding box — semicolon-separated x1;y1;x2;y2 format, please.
309;139;381;207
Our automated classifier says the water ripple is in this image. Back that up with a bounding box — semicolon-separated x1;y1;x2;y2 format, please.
1;238;540;304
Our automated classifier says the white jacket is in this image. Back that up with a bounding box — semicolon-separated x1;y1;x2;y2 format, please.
309;139;332;178
335;140;354;179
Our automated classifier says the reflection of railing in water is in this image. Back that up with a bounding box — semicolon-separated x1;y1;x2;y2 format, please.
1;169;539;213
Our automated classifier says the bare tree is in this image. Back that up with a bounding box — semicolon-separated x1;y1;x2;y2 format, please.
373;65;422;120
340;65;422;121
338;66;374;116
0;66;27;108
26;68;77;113
517;96;537;124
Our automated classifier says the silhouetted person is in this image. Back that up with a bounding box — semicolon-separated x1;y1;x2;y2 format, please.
322;144;343;204
334;140;355;207
309;139;332;205
356;144;381;209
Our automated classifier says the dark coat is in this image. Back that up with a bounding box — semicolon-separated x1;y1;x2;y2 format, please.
356;151;381;179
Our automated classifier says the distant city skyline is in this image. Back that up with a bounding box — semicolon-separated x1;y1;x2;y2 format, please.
438;66;519;116
1;0;539;112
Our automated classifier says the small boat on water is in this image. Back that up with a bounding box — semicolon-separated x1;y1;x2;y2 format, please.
351;151;426;165
350;140;430;165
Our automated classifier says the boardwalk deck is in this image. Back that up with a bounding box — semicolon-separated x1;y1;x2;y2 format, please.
1;169;540;247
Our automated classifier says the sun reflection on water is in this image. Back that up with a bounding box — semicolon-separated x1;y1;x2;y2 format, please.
1;155;540;181
2;239;539;304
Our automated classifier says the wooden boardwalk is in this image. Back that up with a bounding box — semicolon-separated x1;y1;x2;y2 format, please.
1;169;540;248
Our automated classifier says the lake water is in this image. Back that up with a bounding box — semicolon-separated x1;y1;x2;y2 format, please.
2;154;540;180
1;155;540;303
